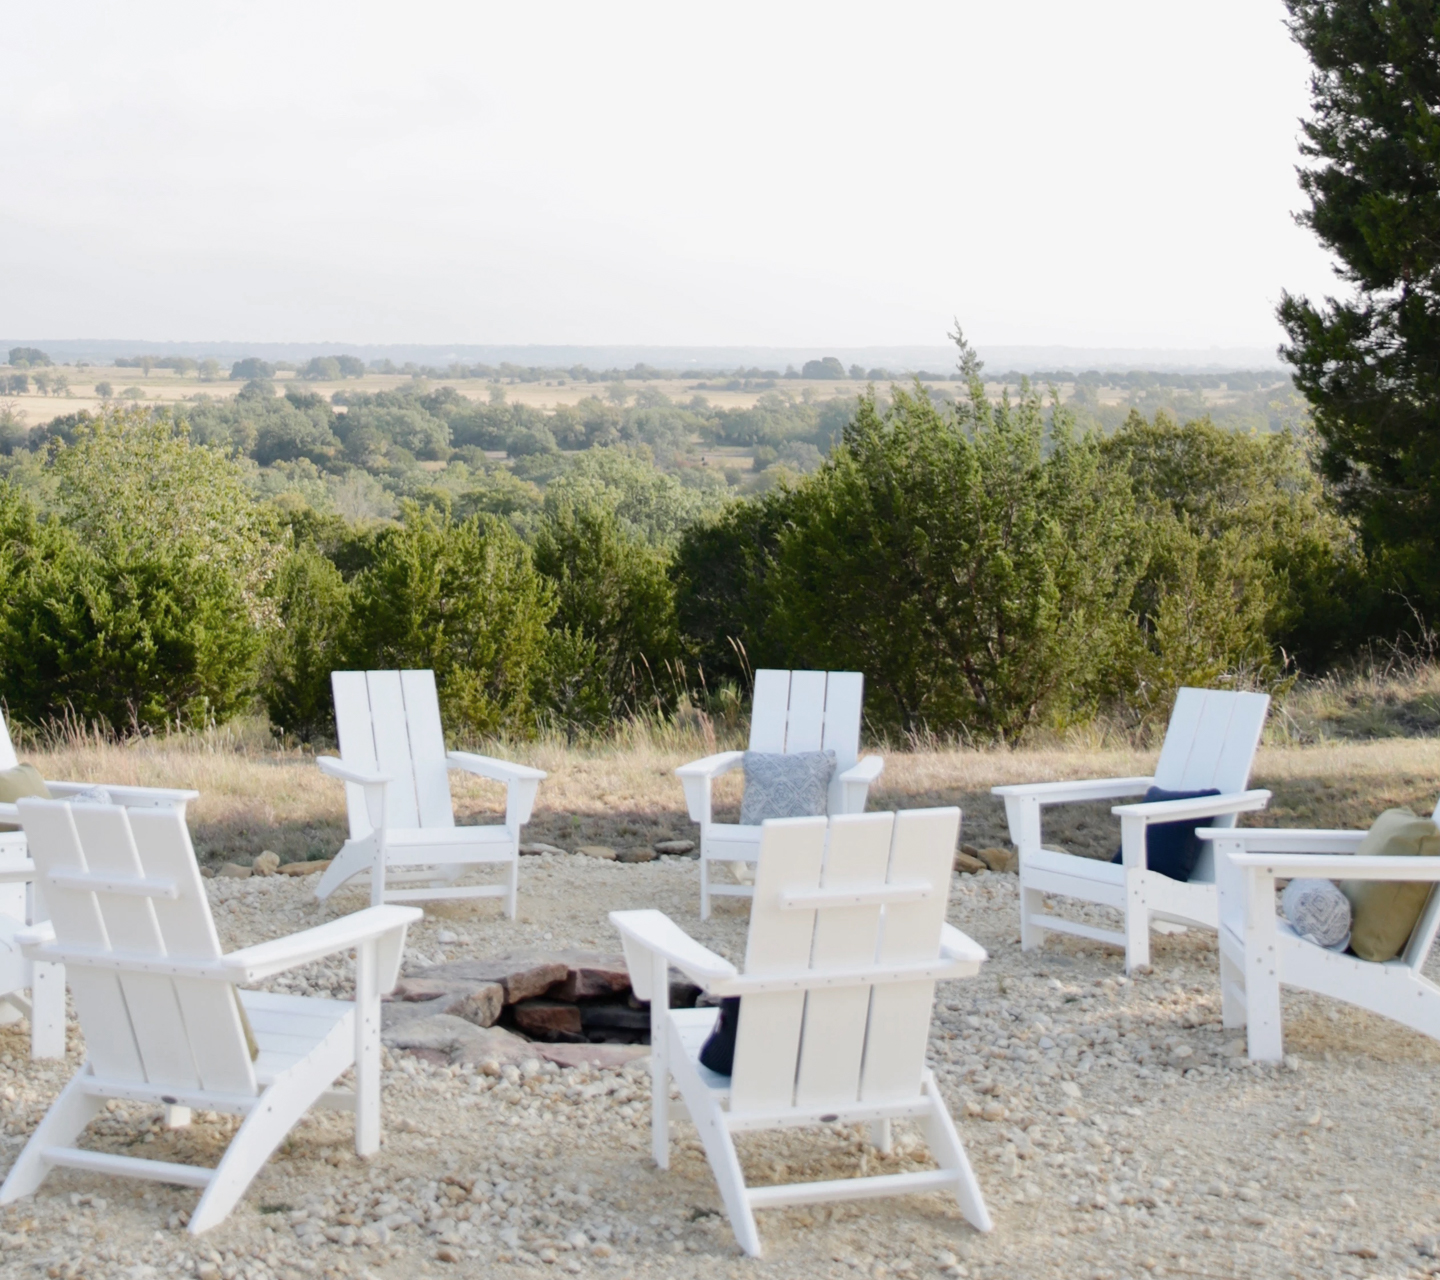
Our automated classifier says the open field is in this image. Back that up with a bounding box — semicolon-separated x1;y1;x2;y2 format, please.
2;733;1440;1280
0;366;1274;433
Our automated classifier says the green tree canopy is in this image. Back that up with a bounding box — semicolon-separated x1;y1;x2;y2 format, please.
1279;1;1440;621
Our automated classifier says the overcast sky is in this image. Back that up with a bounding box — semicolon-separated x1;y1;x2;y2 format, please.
1;1;1337;350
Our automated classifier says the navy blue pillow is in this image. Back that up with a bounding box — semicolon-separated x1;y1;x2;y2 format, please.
1110;786;1222;882
698;997;740;1075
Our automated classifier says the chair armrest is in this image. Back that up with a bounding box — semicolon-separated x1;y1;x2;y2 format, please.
316;757;391;788
446;752;547;784
1218;851;1440;880
447;751;545;827
16;920;55;949
838;756;885;786
1197;828;1365;855
222;904;422;983
1112;789;1271;823
940;922;987;966
610;908;738;996
675;751;744;824
992;776;1154;804
45;782;200;809
675;751;744;781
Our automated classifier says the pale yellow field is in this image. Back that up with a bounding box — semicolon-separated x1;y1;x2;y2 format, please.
22;726;1440;870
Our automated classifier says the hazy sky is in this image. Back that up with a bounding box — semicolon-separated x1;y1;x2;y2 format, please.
2;2;1338;350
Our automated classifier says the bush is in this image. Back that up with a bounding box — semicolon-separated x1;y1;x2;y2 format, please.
764;383;1144;740
534;502;680;717
344;504;555;738
0;409;275;732
259;544;351;742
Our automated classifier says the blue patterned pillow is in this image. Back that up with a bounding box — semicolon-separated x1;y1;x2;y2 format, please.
739;750;836;826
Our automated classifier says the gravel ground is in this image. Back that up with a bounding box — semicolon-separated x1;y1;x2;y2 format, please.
3;850;1440;1280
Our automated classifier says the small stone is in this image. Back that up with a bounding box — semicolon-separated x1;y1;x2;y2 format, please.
198;1265;221;1280
252;850;280;875
1344;1244;1378;1259
1243;1213;1271;1227
981;1102;1007;1122
217;863;252;879
1060;1082;1081;1099
978;848;1016;874
277;858;329;875
452;984;505;1028
520;842;569;856
954;853;987;875
575;845;617;860
960;844;980;858
616;847;657;863
436;929;459;944
436;1245;461;1263
653;839;696;856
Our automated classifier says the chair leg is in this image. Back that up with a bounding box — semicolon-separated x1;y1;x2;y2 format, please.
869;1119;892;1154
506;852;519;921
1018;881;1047;953
0;1070;102;1203
314;841;371;903
673;1061;761;1257
919;1073;992;1233
1244;961;1284;1064
354;941;381;1157
699;852;711;921
1123;876;1151;974
1219;949;1245;1030
29;961;66;1061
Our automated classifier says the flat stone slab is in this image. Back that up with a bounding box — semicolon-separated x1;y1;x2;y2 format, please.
411;956;569;1003
520;842;568;856
276;859;329;875
575;845;617;860
381;1014;535;1067
616;848;657;864
534;1042;650;1070
653;839;696;856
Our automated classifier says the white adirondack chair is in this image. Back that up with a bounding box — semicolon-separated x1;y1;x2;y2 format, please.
612;808;990;1257
0;797;420;1232
314;670;546;915
993;688;1272;974
676;669;884;919
0;710;197;1060
1201;808;1440;1062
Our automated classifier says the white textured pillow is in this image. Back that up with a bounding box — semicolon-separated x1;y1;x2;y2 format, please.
1281;877;1351;951
739;750;835;826
67;786;114;805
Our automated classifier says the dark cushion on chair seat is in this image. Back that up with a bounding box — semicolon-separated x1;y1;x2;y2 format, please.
698;997;741;1076
1109;786;1222;882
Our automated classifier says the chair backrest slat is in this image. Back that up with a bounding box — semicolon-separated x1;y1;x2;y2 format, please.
731;808;960;1115
1154;688;1269;795
332;671;380;839
400;670;454;830
783;671;828;753
20;800;257;1096
747;670;792;753
793;813;893;1108
730;818;827;1111
0;711;17;771
859;808;957;1101
820;672;863;771
364;672;421;829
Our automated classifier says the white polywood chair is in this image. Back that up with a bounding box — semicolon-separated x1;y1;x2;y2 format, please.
0;710;197;1060
0;797;420;1233
314;670;546;916
992;687;1272;974
676;669;885;919
1201;805;1440;1062
612;808;991;1258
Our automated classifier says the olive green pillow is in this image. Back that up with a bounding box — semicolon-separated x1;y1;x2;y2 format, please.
1341;808;1440;962
0;764;52;831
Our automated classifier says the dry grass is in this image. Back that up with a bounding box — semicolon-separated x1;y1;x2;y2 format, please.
17;714;1440;869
